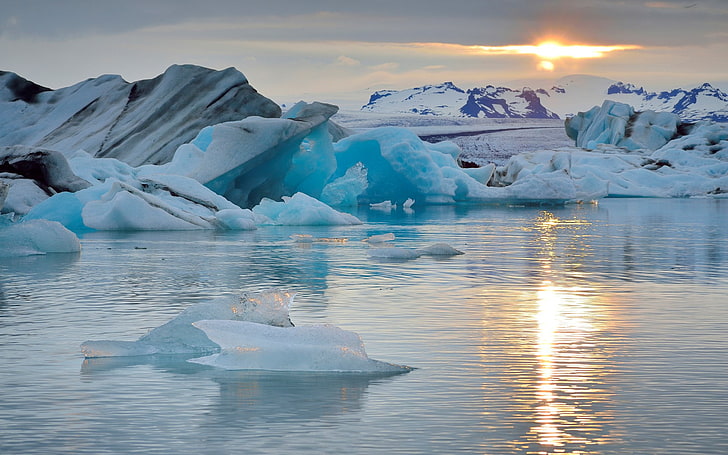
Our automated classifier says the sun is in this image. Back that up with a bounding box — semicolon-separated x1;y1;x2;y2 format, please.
537;60;555;72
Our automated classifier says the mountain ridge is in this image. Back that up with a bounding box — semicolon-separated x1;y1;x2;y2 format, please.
362;75;728;122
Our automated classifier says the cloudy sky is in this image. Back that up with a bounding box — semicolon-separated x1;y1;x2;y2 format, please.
2;0;727;107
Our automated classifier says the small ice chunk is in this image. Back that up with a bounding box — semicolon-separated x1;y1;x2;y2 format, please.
367;247;422;260
416;243;464;256
0;219;81;257
364;232;395;243
403;198;415;209
290;234;314;243
253;192;362;225
369;200;396;211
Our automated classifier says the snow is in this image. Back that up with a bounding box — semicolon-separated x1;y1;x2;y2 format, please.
360;74;728;122
81;289;410;373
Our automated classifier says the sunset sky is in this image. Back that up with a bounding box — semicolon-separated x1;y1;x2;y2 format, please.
2;0;727;107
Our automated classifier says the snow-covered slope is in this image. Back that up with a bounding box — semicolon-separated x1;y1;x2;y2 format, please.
363;82;558;119
362;75;728;122
362;82;468;116
545;75;728;121
0;65;282;166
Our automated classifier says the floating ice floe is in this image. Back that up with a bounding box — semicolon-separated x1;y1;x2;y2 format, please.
81;289;410;374
252;192;361;226
190;320;410;373
367;243;464;261
363;232;396;243
81;290;295;358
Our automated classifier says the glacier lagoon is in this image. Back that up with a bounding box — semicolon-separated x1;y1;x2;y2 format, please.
1;198;727;454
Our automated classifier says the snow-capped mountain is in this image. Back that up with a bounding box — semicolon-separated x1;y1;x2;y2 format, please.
460;86;559;119
362;82;558;119
362;75;728;122
362;82;468;116
0;65;281;166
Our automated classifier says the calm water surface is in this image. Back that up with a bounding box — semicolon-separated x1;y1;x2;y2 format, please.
1;198;727;454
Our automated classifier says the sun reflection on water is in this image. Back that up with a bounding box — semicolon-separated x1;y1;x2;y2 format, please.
511;211;618;454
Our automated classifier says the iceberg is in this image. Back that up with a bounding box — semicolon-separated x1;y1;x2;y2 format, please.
367;242;464;261
252;192;361;226
189;320;410;373
0;65;281;166
363;232;395;243
0;145;91;215
179;102;339;209
5;65;728;230
0;217;81;257
81;289;410;373
565;100;680;151
492;101;728;199
81;289;295;358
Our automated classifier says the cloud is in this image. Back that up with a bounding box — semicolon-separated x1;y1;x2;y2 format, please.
644;1;696;8
369;62;399;71
335;55;360;66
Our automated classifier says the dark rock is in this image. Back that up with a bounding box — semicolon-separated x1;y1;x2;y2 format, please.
0;145;90;194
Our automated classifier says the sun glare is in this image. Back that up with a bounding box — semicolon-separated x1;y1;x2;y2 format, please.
473;40;642;71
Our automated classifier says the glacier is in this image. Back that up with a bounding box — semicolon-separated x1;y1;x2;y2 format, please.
81;289;410;374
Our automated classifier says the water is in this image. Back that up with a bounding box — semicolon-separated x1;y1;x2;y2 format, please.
1;198;727;454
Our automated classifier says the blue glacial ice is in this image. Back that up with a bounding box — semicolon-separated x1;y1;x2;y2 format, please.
0;215;80;257
80;289;410;373
5;98;728;236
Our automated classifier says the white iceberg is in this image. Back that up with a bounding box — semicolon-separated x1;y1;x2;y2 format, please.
367;242;464;261
252;192;361;226
81;289;295;357
493;103;728;199
80;289;410;374
189;320;410;373
363;232;395;243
